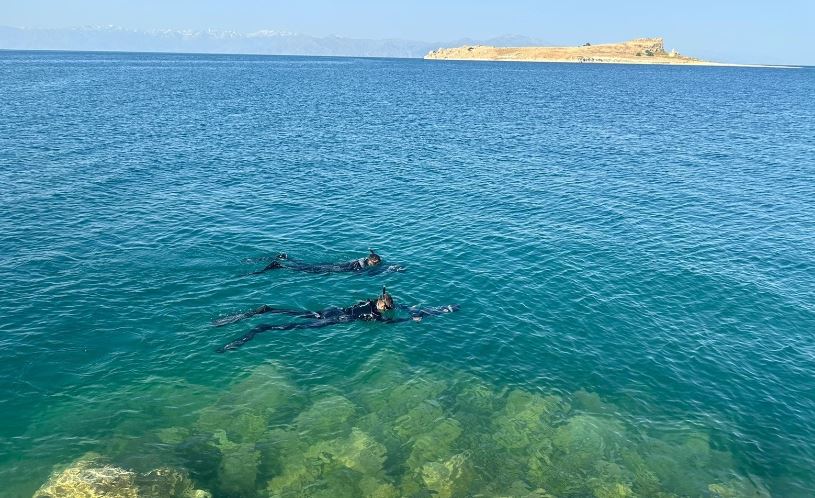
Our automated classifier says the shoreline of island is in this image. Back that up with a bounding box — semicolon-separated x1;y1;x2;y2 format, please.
424;37;800;69
424;57;798;69
0;46;801;68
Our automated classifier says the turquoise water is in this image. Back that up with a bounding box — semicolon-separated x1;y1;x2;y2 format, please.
1;51;814;497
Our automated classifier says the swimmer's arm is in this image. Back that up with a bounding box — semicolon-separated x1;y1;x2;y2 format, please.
365;264;406;276
382;314;437;324
395;304;460;321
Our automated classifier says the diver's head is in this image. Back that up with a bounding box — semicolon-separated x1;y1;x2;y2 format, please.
376;286;394;312
366;249;381;267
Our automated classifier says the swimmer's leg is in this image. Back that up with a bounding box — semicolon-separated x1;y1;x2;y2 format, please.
291;263;342;274
259;306;322;319
216;323;275;352
242;253;289;264
212;305;319;327
251;261;284;274
277;253;312;264
215;319;336;353
253;261;332;274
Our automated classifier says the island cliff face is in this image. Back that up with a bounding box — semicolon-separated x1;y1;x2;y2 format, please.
425;37;713;65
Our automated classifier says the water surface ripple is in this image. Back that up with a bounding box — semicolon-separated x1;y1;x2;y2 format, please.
0;51;814;496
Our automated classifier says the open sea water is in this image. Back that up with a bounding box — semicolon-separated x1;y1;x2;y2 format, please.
0;51;813;497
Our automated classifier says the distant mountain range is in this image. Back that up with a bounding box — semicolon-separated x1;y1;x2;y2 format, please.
0;25;550;58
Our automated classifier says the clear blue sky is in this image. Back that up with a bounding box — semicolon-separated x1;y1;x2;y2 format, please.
3;0;813;64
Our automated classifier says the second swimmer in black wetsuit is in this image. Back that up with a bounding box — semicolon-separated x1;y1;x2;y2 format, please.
214;287;459;352
253;250;400;275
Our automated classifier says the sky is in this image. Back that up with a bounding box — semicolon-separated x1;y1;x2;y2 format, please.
2;0;813;64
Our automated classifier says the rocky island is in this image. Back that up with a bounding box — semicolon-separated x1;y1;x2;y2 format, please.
426;37;743;66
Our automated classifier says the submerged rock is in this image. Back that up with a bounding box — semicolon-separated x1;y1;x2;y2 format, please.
573;389;614;415
350;352;412;411
355;412;400;453
302;427;387;476
194;362;298;445
34;353;774;498
407;417;464;470
590;481;634;498
641;431;736;496
393;402;445;441
708;476;771;498
231;362;299;411
194;404;268;444
386;376;447;416
620;449;661;496
257;427;307;477
359;476;400;498
294;394;358;439
33;454;138;498
454;379;502;414
420;452;474;498
266;461;319;498
32;453;210;498
156;426;191;445
488;480;556;498
332;428;388;475
213;430;261;497
266;427;390;497
552;415;624;462
515;410;633;496
137;467;212;498
586;461;636;498
492;390;567;451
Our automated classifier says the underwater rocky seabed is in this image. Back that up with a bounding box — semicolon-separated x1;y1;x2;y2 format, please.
23;352;768;498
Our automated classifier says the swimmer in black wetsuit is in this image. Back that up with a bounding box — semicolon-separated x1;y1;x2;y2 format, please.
252;250;402;275
214;287;459;352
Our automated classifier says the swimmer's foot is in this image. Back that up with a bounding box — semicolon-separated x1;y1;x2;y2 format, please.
213;315;241;327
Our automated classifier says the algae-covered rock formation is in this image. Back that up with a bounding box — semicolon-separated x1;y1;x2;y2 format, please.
425;37;723;66
31;354;772;498
32;453;211;498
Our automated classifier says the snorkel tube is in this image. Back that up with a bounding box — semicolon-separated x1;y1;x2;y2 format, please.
378;286;394;310
366;248;382;266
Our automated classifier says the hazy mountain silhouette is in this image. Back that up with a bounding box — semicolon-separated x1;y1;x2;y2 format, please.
0;25;550;57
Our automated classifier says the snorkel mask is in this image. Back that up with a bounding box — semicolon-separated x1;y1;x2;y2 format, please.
366;249;382;266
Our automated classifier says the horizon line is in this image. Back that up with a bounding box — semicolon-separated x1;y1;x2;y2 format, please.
0;48;806;68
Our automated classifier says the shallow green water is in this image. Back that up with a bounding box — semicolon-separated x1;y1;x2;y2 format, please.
24;353;771;497
1;51;813;497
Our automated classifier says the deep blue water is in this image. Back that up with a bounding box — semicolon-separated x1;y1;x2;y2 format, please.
1;50;814;497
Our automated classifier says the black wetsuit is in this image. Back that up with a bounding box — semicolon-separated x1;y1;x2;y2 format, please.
213;300;385;327
254;256;378;275
214;302;459;353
